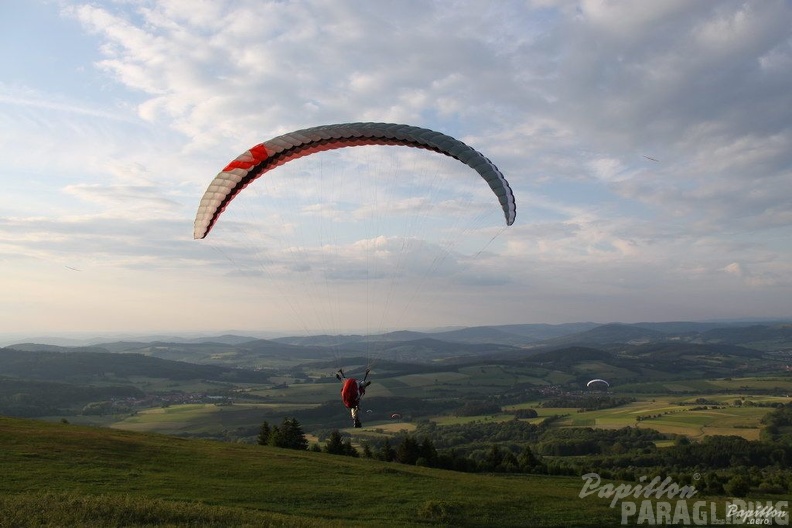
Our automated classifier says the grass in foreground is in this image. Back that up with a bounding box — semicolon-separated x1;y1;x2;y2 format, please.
0;416;623;527
0;491;325;528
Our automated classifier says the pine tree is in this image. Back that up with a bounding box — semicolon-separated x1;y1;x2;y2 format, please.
324;430;346;455
418;437;438;467
396;435;420;465
271;418;308;450
342;438;359;457
378;438;396;462
257;421;271;446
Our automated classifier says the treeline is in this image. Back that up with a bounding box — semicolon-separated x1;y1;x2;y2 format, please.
562;434;792;496
259;416;658;474
256;418;309;450
258;405;792;497
358;433;541;473
256;417;540;472
540;394;635;411
0;378;143;417
532;426;662;456
0;349;271;383
375;436;540;473
380;405;792;495
256;419;362;458
409;417;661;456
326;427;541;473
760;403;792;442
452;401;502;416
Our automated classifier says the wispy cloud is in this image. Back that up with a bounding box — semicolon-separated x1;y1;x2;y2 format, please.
0;0;790;335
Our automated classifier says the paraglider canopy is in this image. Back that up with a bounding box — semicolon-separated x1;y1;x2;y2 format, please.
586;378;610;388
194;122;516;239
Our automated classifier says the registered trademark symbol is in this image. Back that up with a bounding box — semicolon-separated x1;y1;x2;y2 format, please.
693;473;701;480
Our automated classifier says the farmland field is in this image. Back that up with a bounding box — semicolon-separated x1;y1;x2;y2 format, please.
113;402;317;434
106;377;791;441
515;394;787;440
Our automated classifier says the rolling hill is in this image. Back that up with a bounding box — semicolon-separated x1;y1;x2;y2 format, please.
0;348;272;383
0;416;623;527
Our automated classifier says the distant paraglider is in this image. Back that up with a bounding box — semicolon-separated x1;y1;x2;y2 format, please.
586;378;610;389
391;413;402;420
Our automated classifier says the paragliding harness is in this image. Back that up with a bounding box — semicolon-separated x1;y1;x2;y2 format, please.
336;368;371;428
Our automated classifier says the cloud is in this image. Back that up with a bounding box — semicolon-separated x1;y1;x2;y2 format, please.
722;260;787;288
0;88;136;122
63;182;181;212
2;0;791;335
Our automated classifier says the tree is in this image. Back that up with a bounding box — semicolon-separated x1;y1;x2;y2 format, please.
517;445;541;472
378;438;396;462
702;473;725;495
324;430;347;455
513;408;538;419
396;435;421;465
257;421;272;446
342;438;359;458
323;430;359;457
485;444;505;471
269;418;308;450
724;475;751;497
418;437;438;467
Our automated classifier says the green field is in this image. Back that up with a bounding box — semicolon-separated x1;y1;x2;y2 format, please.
113;402;317;435
103;386;790;443
1;416;641;527
509;394;787;440
616;375;792;395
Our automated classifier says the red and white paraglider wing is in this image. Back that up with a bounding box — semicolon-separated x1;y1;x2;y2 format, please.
194;122;516;240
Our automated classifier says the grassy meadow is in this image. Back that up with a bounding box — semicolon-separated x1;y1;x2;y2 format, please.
1;416;631;527
113;403;315;435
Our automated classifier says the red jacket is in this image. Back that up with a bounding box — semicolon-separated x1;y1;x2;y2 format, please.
341;378;365;409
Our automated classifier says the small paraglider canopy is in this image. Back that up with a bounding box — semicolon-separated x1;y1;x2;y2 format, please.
586;378;610;389
391;413;402;419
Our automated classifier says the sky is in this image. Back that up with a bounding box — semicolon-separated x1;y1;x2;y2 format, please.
1;0;791;341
